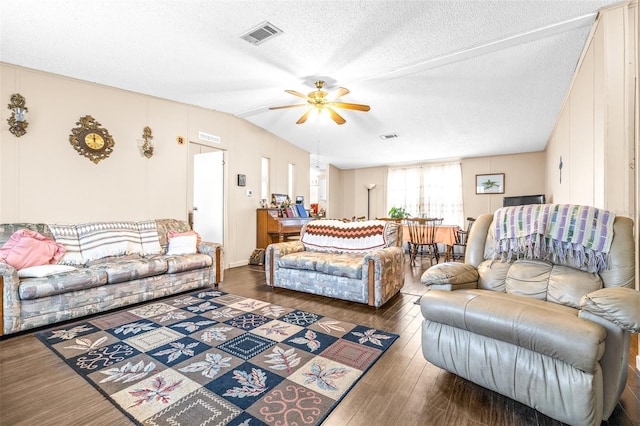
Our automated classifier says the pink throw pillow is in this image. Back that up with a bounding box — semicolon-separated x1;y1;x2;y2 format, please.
167;230;202;246
0;229;66;270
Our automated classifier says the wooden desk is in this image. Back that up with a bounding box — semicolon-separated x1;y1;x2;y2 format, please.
256;208;314;249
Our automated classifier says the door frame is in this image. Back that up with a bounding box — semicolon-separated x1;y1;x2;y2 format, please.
188;141;228;260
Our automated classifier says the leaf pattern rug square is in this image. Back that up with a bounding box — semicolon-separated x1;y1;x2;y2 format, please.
35;290;399;425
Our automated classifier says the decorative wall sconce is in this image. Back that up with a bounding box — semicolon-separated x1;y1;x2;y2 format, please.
7;93;28;137
141;126;154;158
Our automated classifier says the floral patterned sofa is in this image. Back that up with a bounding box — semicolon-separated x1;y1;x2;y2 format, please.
0;219;223;335
265;219;404;307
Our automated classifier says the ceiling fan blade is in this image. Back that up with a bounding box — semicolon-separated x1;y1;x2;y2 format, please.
327;108;346;125
285;90;311;100
332;87;350;99
269;104;308;110
331;102;370;111
296;109;313;124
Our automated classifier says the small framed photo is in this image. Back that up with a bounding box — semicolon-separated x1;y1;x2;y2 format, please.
237;174;246;186
476;173;505;194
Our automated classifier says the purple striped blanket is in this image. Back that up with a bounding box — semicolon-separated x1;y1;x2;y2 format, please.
493;204;614;272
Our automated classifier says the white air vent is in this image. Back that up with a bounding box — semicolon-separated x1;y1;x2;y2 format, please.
380;133;399;140
240;21;283;45
198;131;221;144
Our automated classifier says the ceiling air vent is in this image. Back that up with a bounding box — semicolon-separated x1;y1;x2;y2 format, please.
240;21;283;45
380;133;399;140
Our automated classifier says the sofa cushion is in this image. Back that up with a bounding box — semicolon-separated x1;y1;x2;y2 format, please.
19;269;108;300
278;251;324;271
278;251;365;279
18;264;76;278
49;223;84;266
87;255;168;284
76;221;143;262
301;220;390;253
161;253;212;274
155;219;193;254
137;220;162;255
315;253;365;279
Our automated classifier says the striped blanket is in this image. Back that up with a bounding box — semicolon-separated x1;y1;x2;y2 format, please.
493;204;615;272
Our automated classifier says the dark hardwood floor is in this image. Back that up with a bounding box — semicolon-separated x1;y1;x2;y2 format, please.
1;258;638;425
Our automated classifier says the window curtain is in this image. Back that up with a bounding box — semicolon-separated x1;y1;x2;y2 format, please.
387;162;464;227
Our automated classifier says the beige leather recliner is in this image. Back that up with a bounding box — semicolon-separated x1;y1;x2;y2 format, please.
420;211;639;426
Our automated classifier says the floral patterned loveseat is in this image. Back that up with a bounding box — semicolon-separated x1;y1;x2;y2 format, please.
0;219;223;335
266;219;404;307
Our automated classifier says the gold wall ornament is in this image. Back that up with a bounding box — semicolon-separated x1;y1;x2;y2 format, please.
69;115;115;164
142;126;154;158
7;93;29;137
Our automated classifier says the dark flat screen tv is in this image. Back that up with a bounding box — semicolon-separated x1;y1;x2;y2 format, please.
503;194;546;207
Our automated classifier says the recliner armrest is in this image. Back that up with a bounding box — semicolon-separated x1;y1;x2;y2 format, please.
420;262;479;290
580;287;640;333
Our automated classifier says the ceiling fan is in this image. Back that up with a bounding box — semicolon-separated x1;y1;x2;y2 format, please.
269;80;370;125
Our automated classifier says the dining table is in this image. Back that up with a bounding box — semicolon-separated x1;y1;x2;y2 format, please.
402;223;460;261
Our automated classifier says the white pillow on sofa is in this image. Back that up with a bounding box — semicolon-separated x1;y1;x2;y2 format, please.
18;264;76;278
166;234;198;255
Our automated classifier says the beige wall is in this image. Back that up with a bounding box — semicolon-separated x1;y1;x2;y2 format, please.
0;63;310;268
340;151;545;226
462;152;546;220
545;1;636;218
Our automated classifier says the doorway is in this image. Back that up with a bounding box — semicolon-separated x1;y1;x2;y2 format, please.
189;143;224;244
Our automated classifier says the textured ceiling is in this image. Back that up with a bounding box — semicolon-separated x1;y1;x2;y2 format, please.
0;0;622;169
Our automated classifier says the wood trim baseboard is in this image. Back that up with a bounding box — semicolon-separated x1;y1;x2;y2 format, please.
268;248;274;287
215;246;221;286
0;276;4;336
367;259;375;306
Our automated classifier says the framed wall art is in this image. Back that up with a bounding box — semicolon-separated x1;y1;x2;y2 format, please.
475;173;505;194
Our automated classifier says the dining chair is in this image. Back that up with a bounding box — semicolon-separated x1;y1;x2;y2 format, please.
450;217;476;261
406;218;442;265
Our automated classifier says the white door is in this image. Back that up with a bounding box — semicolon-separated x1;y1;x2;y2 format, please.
193;149;224;243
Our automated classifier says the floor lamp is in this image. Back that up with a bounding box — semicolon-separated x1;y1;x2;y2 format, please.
364;184;376;219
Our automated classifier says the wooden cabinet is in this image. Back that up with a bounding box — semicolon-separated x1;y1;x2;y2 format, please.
256;208;313;249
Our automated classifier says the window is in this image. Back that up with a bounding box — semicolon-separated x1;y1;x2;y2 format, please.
387;162;464;226
261;157;270;202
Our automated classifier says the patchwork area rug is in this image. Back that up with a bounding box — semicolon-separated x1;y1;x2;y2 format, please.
36;290;398;425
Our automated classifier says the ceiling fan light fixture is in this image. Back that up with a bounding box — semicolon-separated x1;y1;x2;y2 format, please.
271;80;370;125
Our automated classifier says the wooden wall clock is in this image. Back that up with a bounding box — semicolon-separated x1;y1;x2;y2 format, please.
69;115;115;164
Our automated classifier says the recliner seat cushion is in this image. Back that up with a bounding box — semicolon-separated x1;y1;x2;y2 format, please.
421;289;606;373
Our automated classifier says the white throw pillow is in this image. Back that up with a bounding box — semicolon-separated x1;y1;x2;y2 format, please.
166;234;198;255
18;264;76;278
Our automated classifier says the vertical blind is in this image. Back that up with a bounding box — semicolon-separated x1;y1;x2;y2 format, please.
387;162;464;227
